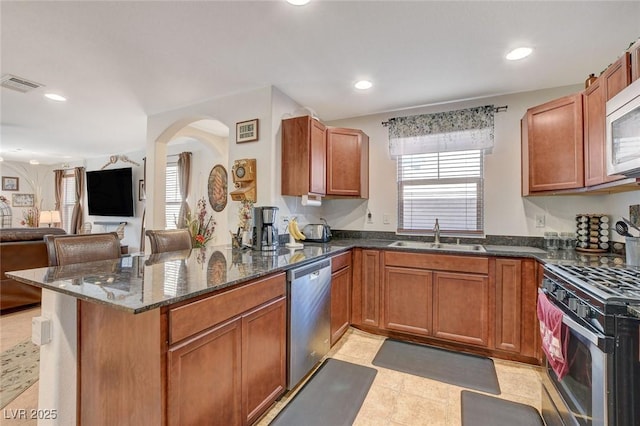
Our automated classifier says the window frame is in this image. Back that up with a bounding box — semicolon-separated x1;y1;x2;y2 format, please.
165;160;181;230
396;149;485;236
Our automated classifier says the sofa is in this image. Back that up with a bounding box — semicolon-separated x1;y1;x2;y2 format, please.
1;227;66;312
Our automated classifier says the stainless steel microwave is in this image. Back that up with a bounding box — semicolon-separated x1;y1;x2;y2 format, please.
606;77;640;177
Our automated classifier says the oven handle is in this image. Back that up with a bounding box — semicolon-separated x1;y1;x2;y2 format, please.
561;312;614;353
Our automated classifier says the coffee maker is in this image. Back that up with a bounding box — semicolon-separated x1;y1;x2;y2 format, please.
252;206;279;251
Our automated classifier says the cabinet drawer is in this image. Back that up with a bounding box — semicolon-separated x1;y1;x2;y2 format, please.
331;251;352;273
169;273;286;344
384;251;488;274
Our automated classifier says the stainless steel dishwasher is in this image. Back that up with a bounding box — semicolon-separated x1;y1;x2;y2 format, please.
287;257;332;389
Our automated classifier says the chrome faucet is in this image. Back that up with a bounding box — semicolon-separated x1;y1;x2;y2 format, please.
433;218;440;245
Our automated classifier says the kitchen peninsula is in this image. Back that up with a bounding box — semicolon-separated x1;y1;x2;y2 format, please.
7;239;627;425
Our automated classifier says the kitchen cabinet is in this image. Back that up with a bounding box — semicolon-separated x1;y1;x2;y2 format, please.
493;258;540;360
281;116;369;199
382;266;432;336
433;272;491;347
168;318;243;426
330;251;352;345
166;272;286;426
630;39;640;82
281;115;326;196
350;249;541;364
521;93;584;195
351;248;381;327
326;127;369;197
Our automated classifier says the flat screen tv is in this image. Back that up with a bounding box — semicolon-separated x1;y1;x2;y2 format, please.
86;167;134;217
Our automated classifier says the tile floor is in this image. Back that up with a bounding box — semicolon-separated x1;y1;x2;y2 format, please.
257;328;544;426
1;307;40;426
1;308;544;426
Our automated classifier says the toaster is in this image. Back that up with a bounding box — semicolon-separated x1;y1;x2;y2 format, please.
302;224;332;243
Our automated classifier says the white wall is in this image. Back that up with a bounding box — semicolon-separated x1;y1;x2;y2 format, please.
324;85;639;240
0;161;56;227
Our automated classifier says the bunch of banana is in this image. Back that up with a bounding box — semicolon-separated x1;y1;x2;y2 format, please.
290;252;306;263
288;218;306;241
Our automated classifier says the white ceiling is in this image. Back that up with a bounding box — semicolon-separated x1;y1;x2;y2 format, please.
1;1;639;165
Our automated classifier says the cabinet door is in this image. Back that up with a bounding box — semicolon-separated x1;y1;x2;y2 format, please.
353;249;381;327
310;118;327;195
168;318;242;426
281;116;326;196
242;297;287;425
326;128;369;197
602;53;631;101
495;259;522;353
522;93;584;194
331;265;352;345
383;266;432;336
433;272;491;347
631;40;640;83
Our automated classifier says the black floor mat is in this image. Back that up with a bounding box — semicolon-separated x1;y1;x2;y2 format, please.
372;339;501;394
461;390;544;426
270;358;377;426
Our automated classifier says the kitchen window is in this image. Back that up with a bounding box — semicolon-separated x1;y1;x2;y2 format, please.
397;150;484;235
165;160;180;229
387;105;494;236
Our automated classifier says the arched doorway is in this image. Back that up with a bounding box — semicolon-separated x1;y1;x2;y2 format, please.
143;117;229;251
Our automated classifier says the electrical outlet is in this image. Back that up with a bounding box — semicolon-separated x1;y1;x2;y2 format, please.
367;212;373;224
535;214;546;228
383;214;391;225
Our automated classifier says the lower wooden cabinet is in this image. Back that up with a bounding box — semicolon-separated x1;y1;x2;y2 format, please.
168;318;243;426
351;249;541;364
432;272;491;348
242;297;287;425
382;266;432;336
330;252;352;345
167;274;287;426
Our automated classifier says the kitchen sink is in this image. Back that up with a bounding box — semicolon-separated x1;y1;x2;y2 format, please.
387;240;486;252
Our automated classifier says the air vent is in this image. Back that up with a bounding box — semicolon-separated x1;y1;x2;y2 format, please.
1;74;44;93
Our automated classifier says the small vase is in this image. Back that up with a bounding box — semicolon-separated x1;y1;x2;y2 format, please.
585;73;597;89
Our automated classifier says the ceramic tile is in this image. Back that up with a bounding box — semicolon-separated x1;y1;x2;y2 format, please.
401;374;451;403
357;385;399;419
391;392;448;426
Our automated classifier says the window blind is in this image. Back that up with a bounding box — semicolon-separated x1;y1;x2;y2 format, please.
165;162;181;229
62;173;76;232
397;150;484;235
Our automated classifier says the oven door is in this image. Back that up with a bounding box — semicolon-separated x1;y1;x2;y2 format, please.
541;306;615;426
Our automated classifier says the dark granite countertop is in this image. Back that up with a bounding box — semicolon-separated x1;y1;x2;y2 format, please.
6;237;630;314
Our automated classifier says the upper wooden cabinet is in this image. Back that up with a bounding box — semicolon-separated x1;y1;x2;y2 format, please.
326;127;369;197
282;116;369;198
521;93;584;195
282;115;327;196
631;39;640;82
583;55;631;187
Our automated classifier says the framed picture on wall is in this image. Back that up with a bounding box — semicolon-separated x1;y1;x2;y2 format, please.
236;119;259;143
12;193;34;207
2;176;19;191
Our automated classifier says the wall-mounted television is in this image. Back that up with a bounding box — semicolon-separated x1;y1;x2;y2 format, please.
86;167;134;217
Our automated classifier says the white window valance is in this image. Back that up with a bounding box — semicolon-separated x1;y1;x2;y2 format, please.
388;105;495;157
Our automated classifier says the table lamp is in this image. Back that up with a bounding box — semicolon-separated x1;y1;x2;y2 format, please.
39;210;61;227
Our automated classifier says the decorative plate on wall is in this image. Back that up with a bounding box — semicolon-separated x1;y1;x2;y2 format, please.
208;164;228;212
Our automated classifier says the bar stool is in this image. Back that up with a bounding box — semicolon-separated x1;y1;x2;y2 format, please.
145;229;192;254
44;232;122;266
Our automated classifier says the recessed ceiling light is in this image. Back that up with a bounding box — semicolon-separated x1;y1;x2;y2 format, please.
286;0;310;5
29;159;40;165
354;80;373;90
506;47;533;61
44;93;67;102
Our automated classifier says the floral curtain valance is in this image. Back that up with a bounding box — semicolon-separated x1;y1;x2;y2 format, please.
388;105;495;157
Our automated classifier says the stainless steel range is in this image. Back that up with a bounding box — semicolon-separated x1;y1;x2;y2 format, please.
541;264;640;426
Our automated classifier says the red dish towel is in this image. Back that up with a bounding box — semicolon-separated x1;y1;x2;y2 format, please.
537;291;569;380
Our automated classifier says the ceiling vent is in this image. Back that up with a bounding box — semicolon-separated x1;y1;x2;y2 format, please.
1;74;44;93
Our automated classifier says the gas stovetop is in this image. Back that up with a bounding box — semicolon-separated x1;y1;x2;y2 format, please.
546;264;640;303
